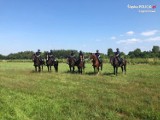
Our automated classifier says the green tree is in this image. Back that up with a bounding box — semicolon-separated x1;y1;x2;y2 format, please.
107;48;114;57
133;48;141;57
152;46;159;53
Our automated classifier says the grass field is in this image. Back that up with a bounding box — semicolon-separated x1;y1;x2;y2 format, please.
0;62;160;120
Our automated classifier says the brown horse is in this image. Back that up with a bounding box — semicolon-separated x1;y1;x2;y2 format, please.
89;53;103;74
76;55;85;74
32;54;45;72
110;56;127;76
67;56;85;74
46;55;58;72
67;57;76;72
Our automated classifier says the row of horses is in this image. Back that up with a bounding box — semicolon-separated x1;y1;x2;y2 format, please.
32;53;127;75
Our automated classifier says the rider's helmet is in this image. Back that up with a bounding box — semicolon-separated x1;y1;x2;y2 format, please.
96;50;99;53
116;48;119;51
79;50;82;54
37;49;40;52
50;50;53;53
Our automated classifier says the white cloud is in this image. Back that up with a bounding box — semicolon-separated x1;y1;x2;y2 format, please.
116;38;141;44
126;31;134;35
141;30;158;36
110;36;116;40
146;36;160;42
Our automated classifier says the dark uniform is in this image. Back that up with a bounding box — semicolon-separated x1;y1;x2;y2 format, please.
95;50;101;63
79;51;85;68
67;51;76;63
79;51;84;61
115;48;121;64
49;50;54;58
36;49;42;61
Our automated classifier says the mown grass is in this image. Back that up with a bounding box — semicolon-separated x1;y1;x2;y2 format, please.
0;62;160;120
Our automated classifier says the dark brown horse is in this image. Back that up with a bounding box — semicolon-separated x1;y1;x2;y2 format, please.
110;56;127;76
76;55;85;74
46;55;58;72
67;57;76;72
67;56;85;74
89;53;103;74
32;54;45;72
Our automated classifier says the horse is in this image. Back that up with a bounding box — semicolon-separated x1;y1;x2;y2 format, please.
89;53;103;74
76;55;85;74
67;57;76;72
32;54;45;72
46;55;58;72
110;55;127;76
67;56;85;74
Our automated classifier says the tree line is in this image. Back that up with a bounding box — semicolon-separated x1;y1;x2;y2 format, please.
0;46;160;60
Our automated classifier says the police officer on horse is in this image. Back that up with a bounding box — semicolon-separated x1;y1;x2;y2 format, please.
35;49;42;62
49;50;54;61
95;50;102;64
115;48;121;65
79;51;84;61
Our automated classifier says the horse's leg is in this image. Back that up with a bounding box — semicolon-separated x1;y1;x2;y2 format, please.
47;66;49;72
113;66;115;75
69;65;71;72
93;66;95;73
39;66;41;72
116;67;118;76
80;68;82;74
80;67;82;74
73;66;75;72
50;66;51;71
121;66;123;74
42;65;43;71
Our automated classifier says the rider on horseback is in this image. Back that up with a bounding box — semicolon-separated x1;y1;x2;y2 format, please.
67;51;76;64
70;51;76;60
79;51;84;61
95;50;101;63
115;48;121;65
79;50;85;68
49;50;54;61
36;49;42;62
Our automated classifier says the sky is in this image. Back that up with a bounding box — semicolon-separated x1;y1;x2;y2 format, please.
0;0;160;55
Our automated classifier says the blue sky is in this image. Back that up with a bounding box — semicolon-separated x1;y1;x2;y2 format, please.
0;0;160;55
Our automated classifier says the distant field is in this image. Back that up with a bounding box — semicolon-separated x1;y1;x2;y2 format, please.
0;62;160;120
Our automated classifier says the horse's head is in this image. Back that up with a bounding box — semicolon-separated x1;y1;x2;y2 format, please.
79;55;83;60
32;54;36;61
89;53;95;60
110;56;119;66
32;54;41;66
110;56;114;65
68;57;76;66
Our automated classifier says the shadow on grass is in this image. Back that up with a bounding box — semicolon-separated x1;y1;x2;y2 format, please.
103;72;114;76
85;72;97;75
30;70;57;74
63;70;83;74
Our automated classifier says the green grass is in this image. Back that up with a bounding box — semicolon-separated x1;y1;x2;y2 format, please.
0;62;160;120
